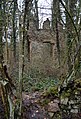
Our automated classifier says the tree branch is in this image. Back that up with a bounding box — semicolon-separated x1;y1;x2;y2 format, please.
58;0;79;41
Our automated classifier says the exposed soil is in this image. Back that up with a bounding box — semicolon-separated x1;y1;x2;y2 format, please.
0;92;50;119
0;92;81;119
22;92;50;119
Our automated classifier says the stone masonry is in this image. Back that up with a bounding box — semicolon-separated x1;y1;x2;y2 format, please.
27;18;65;76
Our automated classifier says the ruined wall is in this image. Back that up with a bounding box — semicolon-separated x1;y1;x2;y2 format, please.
26;18;66;76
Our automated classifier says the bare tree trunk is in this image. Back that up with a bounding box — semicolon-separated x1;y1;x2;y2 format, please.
34;0;39;29
12;0;17;60
0;1;9;119
52;0;61;65
55;18;60;65
18;11;23;119
18;0;32;118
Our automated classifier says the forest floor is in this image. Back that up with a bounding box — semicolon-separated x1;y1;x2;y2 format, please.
22;92;81;119
22;92;50;119
0;91;81;119
0;91;59;119
0;97;5;119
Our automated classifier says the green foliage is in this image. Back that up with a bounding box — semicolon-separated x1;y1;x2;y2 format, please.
43;86;58;98
60;79;81;99
39;98;50;107
23;73;59;92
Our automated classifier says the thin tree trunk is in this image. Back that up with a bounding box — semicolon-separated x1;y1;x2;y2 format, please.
34;0;39;29
12;0;17;60
52;0;60;65
18;11;23;119
22;0;27;76
56;18;60;65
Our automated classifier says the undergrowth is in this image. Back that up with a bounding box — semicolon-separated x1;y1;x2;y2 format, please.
23;74;59;92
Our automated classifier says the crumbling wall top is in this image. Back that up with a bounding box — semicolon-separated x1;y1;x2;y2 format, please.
43;18;50;30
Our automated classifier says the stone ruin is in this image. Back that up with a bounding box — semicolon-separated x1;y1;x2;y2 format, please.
26;18;66;76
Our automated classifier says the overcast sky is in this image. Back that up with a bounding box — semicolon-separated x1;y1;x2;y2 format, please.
38;0;52;7
38;0;52;27
18;0;52;27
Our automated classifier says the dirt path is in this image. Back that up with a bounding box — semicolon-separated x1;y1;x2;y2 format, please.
22;92;50;119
